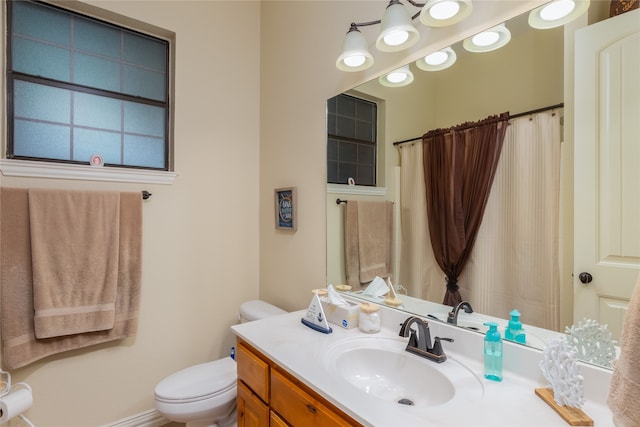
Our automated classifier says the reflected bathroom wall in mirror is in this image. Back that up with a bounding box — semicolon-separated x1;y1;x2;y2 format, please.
328;10;563;304
326;1;627;370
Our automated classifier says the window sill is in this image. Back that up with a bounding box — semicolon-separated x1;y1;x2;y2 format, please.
326;183;386;196
0;159;177;185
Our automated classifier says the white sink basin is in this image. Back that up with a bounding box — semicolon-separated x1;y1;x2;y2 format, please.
323;336;483;407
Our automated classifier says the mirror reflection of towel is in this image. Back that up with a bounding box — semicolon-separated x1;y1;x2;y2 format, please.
344;201;393;288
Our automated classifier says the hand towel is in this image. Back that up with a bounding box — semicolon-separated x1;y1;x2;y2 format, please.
608;271;640;426
344;201;393;288
344;201;361;289
1;188;142;370
28;188;120;338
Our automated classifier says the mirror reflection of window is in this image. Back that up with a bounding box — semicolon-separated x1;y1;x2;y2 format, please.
327;94;377;186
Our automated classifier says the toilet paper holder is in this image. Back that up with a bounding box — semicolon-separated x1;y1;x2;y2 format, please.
0;368;34;427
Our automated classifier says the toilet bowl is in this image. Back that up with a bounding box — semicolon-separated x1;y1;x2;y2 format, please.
154;300;286;427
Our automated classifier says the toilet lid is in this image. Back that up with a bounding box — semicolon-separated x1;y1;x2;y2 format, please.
155;358;236;402
240;300;286;322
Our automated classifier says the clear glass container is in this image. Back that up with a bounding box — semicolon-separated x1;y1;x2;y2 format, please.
358;303;381;333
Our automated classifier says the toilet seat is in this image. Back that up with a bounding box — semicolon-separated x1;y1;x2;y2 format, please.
155;358;236;404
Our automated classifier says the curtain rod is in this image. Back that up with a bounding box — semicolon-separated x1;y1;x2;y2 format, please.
142;190;152;200
392;103;565;147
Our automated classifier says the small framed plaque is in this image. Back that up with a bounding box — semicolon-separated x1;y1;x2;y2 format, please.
274;187;297;231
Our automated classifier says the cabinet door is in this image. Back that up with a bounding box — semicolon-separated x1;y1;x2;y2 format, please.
270;369;355;427
236;342;270;403
237;380;269;427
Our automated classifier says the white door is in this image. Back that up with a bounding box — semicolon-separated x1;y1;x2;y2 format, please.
574;9;640;341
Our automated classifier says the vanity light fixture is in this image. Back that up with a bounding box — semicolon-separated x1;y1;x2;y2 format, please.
415;46;457;71
376;0;421;52
379;65;415;87
528;0;590;29
463;23;511;53
336;0;473;72
420;0;473;27
336;24;375;72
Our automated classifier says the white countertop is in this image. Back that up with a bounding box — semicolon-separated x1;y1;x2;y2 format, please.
231;303;614;426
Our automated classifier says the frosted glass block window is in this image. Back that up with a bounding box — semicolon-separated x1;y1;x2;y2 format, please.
327;94;377;186
6;0;170;170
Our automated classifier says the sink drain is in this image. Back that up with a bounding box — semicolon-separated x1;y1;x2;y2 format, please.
397;398;414;406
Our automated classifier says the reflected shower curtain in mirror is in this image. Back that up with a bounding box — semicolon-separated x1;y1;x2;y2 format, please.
422;113;509;306
460;111;561;330
398;142;445;303
399;110;561;329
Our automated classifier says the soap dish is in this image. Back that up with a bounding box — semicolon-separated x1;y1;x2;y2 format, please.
384;297;403;307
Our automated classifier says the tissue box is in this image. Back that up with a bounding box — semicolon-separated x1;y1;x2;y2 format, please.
321;300;359;329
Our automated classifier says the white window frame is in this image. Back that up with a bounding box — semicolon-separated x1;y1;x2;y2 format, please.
1;0;177;185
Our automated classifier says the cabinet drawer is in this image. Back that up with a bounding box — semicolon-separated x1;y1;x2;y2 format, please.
270;369;354;427
270;410;289;427
236;343;269;403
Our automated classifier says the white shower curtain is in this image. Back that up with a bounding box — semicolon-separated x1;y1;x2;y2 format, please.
398;110;562;330
398;142;443;302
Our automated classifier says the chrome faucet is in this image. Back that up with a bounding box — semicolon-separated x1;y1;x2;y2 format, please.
398;316;453;363
447;301;473;325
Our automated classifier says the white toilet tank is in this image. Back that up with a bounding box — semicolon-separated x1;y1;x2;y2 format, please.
239;300;286;323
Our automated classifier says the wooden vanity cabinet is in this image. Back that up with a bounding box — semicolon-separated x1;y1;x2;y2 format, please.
236;340;359;427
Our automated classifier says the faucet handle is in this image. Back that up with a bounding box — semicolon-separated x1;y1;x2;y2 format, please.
431;337;454;356
407;330;419;348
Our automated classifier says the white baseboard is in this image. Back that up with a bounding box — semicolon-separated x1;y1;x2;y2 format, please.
106;409;171;427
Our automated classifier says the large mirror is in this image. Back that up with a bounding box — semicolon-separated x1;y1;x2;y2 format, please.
327;2;626;369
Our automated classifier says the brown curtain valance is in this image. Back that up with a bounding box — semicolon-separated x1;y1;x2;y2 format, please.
422;112;509;306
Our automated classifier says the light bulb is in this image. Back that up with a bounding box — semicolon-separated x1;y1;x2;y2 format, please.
472;31;500;47
383;30;410;47
343;55;366;67
429;1;460;20
540;0;576;20
387;71;408;83
425;51;448;65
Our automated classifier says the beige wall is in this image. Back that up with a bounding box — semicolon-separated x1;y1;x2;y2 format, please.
1;1;261;426
0;0;552;425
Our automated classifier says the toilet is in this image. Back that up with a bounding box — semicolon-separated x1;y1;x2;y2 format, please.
154;300;287;427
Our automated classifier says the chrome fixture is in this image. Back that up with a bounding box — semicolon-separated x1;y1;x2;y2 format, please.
447;301;474;325
399;316;453;363
336;0;473;72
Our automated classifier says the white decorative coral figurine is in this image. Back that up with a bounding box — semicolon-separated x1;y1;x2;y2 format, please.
565;318;616;368
539;337;585;408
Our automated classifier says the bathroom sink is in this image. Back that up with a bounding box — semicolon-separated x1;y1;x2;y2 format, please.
323;336;483;407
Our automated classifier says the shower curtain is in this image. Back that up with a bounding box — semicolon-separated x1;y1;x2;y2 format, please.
398;110;561;330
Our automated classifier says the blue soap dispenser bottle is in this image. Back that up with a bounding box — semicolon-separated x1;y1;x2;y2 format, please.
483;322;503;382
505;309;526;344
